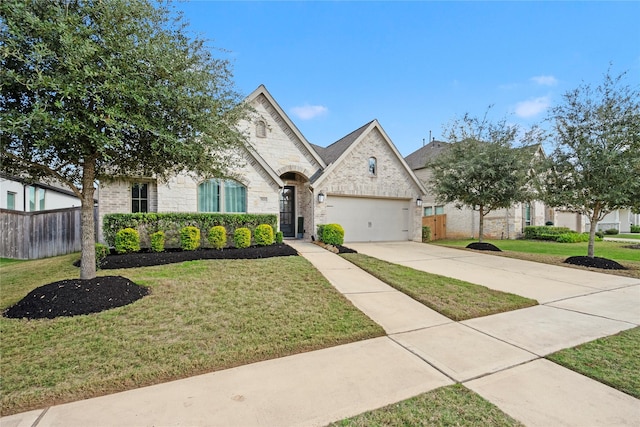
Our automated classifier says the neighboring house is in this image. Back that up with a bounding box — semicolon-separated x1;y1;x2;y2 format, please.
98;85;427;243
405;139;550;240
587;209;640;233
0;174;82;212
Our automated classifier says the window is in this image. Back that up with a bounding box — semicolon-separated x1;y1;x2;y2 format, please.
6;192;16;210
132;183;148;213
368;157;377;176
524;203;532;226
424;205;444;216
28;186;45;211
198;179;246;213
256;120;267;138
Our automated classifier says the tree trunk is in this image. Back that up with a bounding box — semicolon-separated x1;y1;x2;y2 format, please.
80;158;97;280
587;205;601;259
478;205;484;243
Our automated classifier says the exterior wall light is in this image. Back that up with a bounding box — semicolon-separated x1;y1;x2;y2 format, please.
318;192;325;203
416;197;423;207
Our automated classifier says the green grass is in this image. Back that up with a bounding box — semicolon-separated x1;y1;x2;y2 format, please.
330;384;524;427
614;233;640;240
341;253;537;321
0;257;26;267
434;239;640;278
0;253;384;416
547;326;640;399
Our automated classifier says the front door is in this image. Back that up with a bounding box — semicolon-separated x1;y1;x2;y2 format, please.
280;186;295;237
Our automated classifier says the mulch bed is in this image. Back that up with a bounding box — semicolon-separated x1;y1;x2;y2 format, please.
3;276;148;319
5;243;299;320
564;256;627;270
466;242;502;252
97;243;298;269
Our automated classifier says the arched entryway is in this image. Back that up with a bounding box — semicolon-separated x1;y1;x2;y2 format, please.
279;172;312;239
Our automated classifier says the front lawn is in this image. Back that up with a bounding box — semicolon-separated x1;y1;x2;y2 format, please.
434;239;640;278
547;326;640;399
330;384;524;427
0;253;384;416
341;253;537;321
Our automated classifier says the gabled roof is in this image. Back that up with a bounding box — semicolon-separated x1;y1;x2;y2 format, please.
404;140;451;170
312;120;428;195
313;120;374;165
245;85;327;170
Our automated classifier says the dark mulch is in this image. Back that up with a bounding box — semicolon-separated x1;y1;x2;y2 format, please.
86;243;298;270
335;244;358;254
3;276;148;319
564;256;627;270
466;242;502;252
624;244;640;250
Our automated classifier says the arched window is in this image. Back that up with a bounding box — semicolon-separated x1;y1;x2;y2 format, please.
368;157;377;176
198;179;246;213
256;120;267;138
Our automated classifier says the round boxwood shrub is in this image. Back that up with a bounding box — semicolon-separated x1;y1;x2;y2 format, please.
254;224;274;246
234;227;251;249
604;228;619;235
151;231;165;252
275;231;284;244
180;226;201;251
208;225;227;250
323;223;345;246
115;228;140;254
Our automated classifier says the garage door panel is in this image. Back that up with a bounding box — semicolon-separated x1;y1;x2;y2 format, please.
326;197;410;242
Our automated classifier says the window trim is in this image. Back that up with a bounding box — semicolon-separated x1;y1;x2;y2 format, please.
256;120;267;138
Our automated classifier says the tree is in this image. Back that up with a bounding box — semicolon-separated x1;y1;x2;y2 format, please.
1;0;249;279
426;110;538;242
542;69;640;257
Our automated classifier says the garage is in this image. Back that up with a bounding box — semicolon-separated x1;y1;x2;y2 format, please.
325;196;410;242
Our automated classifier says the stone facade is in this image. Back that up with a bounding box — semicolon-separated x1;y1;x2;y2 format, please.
98;85;426;243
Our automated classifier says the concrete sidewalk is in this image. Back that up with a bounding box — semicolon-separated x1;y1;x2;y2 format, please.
2;241;639;426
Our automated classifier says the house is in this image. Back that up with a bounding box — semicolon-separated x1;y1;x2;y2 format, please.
98;85;427;243
405;139;551;240
0;174;83;212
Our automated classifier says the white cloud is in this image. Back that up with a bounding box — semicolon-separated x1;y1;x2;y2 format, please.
515;96;551;118
290;104;328;120
531;75;558;86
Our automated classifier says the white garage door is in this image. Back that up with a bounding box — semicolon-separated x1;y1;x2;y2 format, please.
326;196;410;242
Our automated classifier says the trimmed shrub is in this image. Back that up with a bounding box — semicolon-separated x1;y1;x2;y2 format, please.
322;223;345;246
208;225;227;250
316;224;326;242
234;227;251;248
631;225;640;233
604;228;619;235
150;231;165;252
524;226;572;240
95;243;109;268
422;226;431;242
596;230;605;239
254;224;274;246
556;232;589;243
115;228;140;254
102;213;277;248
180;226;201;251
275;231;284;244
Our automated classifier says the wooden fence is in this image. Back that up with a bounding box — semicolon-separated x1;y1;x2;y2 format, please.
0;206;97;259
422;214;447;241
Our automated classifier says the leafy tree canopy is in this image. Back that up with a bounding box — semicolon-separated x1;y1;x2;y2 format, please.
427;110;540;241
1;0;249;278
541;68;640;257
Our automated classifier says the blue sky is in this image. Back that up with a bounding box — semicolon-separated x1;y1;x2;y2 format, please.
177;1;640;157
